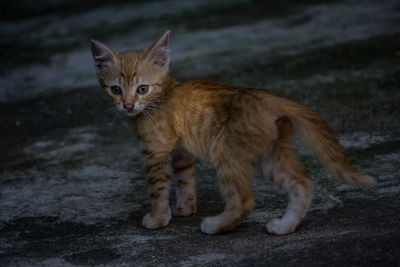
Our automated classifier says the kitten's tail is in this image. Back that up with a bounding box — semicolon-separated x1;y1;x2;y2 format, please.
279;97;376;187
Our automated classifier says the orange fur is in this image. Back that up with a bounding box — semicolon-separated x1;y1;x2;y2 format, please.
91;31;375;235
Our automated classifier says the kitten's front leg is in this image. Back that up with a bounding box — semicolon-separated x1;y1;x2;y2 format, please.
142;150;172;229
171;146;197;216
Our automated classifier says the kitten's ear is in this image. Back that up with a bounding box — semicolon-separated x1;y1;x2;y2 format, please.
90;40;117;73
146;31;170;69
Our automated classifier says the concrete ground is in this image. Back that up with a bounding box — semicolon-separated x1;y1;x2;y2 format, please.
1;0;399;265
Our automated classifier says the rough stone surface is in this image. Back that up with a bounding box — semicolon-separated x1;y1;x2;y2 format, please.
1;0;399;266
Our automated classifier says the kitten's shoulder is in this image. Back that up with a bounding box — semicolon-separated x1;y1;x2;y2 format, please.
182;79;220;88
181;80;239;91
180;80;274;96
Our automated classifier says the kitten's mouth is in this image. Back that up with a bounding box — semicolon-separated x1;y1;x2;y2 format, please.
124;110;140;117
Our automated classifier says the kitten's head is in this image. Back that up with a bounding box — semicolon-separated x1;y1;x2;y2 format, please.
91;31;170;117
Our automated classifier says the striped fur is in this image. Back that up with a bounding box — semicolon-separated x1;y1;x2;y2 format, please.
91;32;375;235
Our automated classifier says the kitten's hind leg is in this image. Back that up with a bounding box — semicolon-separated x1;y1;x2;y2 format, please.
261;117;314;235
171;146;197;216
200;161;255;234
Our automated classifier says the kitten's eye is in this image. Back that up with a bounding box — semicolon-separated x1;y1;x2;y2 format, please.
137;85;149;95
111;86;122;95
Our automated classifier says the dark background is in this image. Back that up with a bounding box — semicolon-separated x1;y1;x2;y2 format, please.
1;0;399;265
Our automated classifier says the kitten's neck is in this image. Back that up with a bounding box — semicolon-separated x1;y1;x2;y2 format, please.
163;75;181;91
160;75;182;101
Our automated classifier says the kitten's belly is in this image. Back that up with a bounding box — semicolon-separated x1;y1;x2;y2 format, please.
177;107;218;159
180;133;211;160
179;119;216;160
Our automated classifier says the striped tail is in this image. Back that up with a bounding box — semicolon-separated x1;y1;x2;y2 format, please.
279;97;376;186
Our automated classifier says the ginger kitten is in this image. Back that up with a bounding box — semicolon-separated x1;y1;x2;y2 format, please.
90;31;375;235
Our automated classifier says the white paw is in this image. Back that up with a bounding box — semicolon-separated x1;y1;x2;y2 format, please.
266;218;295;235
200;216;220;235
142;209;171;229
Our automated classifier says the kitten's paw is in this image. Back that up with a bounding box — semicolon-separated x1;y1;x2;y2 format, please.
142;209;172;229
266;218;296;235
200;216;220;235
173;200;197;217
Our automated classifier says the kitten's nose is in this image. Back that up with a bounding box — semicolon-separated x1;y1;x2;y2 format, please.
123;103;134;112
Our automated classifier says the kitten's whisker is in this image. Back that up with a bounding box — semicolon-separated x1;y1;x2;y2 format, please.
145;105;156;110
143;108;156;124
151;98;165;103
106;105;120;114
